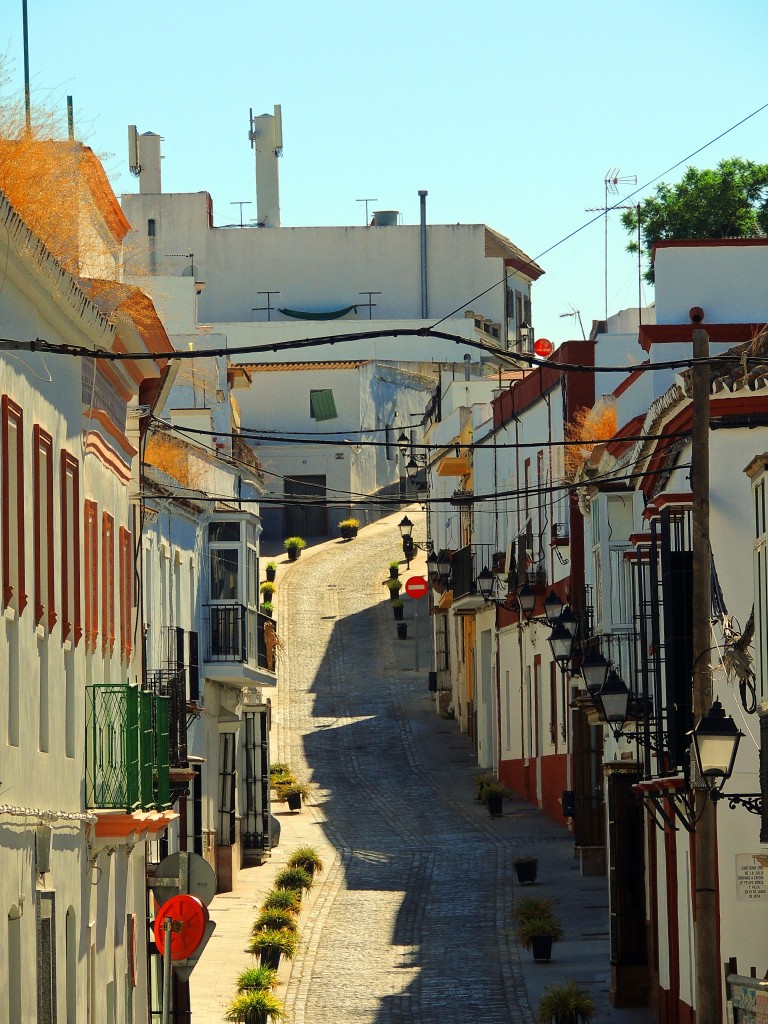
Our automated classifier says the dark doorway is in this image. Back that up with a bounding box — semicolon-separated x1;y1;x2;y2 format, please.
284;475;327;537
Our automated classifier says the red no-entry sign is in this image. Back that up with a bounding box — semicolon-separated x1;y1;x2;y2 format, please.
154;894;209;960
405;576;429;599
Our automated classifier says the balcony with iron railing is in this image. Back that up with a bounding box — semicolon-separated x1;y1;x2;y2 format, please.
85;683;170;814
203;604;279;687
451;543;497;607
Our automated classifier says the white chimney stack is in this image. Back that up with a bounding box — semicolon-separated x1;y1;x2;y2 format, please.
249;105;282;228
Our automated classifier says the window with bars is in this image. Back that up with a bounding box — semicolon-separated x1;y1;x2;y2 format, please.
218;732;236;846
33;425;55;630
2;397;26;614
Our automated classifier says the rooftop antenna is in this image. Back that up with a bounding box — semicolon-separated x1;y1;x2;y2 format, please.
230;201;252;228
586;169;636;321
356;198;378;225
559;307;586;340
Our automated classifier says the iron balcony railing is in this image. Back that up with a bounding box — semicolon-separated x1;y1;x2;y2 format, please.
451;543;497;600
146;668;187;767
85;683;170;812
204;604;278;672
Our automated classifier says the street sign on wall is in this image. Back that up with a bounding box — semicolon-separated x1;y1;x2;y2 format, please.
405;576;428;599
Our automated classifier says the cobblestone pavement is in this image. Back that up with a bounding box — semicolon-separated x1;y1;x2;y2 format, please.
274;519;556;1024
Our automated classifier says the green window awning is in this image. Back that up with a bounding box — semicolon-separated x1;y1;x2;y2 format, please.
278;305;357;321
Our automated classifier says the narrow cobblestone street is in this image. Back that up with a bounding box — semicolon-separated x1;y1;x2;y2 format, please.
191;513;656;1023
274;517;558;1024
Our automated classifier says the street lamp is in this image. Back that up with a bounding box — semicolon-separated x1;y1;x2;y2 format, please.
580;648;610;697
517;584;537;622
689;698;743;791
477;566;496;602
559;605;578;637
398;516;413;539
543;589;564;626
597;669;631;735
547;621;574;669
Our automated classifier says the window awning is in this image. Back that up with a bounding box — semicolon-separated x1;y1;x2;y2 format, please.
437;456;470;477
278;305;357;321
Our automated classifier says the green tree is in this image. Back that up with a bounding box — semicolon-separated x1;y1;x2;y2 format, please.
621;158;768;282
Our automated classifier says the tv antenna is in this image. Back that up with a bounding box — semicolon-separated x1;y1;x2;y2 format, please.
586;169;636;321
356;198;378;225
559;306;586;340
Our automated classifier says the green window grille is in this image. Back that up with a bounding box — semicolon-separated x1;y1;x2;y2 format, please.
86;684;171;812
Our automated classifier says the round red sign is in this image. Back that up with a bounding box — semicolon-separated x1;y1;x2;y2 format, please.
405;576;429;599
154;894;209;961
533;337;554;358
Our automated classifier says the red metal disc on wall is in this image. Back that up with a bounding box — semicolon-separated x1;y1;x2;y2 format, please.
405;576;429;599
153;893;209;960
533;337;554;358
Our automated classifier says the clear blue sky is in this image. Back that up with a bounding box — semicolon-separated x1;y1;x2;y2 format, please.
4;0;768;345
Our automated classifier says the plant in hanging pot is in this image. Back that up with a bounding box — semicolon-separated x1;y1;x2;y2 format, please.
259;580;276;601
391;598;405;621
283;536;306;561
516;912;564;963
259;601;273;618
396;621;408;640
513;855;539;886
246;927;299;970
536;980;596;1023
287;846;324;878
265;561;277;583
385;578;403;601
225;988;286;1023
339;517;361;540
389;560;401;579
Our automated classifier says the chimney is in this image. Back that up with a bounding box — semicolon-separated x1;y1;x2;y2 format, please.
250;106;283;227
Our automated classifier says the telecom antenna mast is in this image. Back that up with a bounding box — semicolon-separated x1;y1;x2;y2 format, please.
586;169;636;321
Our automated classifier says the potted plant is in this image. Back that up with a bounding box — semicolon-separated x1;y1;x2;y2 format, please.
287;846;324;878
235;965;278;993
253;908;298;934
516;912;563;963
277;781;312;812
385;578;403;601
246;927;299;970
396;621;408;640
482;781;509;817
261;888;302;915
389;560;400;579
475;774;497;803
513;895;555;923
273;866;313;896
225;989;286;1023
391;598;404;621
513;855;539;886
339;517;361;540
536;981;596;1023
259;580;276;601
265;561;277;583
283;536;306;561
259;601;273;618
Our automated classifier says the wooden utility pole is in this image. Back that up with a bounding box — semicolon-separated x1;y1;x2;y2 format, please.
691;322;718;1024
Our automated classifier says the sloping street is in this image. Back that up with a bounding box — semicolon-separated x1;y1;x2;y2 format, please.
189;511;651;1024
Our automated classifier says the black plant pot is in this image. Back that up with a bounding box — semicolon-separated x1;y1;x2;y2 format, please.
393;605;404;621
341;526;357;541
287;792;302;812
487;794;504;817
389;566;399;579
286;548;301;561
396;622;408;640
514;858;538;885
266;567;276;582
530;935;553;962
260;948;281;970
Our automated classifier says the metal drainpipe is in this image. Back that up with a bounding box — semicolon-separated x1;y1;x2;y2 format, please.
419;190;428;318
